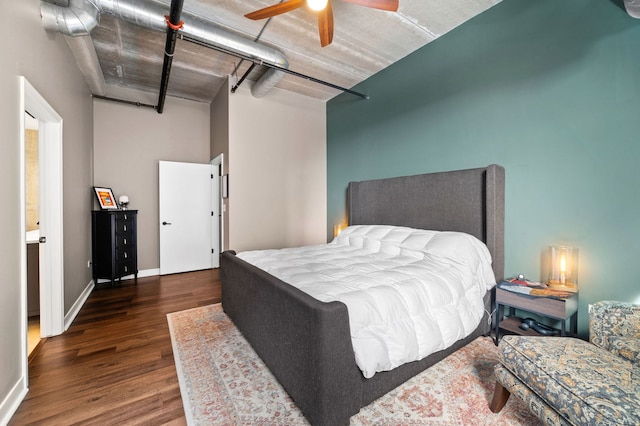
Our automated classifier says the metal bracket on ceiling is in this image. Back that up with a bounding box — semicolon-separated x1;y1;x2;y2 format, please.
231;63;256;94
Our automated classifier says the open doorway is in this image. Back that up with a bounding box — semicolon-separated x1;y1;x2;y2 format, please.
24;111;41;357
19;77;65;378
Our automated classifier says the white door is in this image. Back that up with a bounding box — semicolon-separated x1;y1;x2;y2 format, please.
159;161;215;275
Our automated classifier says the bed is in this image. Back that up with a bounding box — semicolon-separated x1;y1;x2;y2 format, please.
220;164;505;425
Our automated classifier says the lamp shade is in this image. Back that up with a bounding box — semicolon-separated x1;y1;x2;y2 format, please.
547;245;578;292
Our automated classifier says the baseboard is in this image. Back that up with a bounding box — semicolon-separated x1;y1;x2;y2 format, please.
0;375;28;426
64;279;95;331
138;268;160;278
95;268;159;285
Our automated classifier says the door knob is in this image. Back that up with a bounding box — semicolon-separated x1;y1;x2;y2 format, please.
162;221;172;225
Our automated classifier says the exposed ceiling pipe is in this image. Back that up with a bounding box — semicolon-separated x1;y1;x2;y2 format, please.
157;0;184;114
179;11;288;98
40;0;289;98
40;0;100;36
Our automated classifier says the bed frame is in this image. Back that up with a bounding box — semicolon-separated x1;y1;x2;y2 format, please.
220;164;505;425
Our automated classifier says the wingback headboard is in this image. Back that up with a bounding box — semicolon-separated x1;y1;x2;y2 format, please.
347;164;505;281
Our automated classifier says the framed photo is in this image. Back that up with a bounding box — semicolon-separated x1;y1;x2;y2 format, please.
93;186;119;209
222;174;229;199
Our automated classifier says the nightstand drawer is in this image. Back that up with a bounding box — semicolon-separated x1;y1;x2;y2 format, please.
496;288;578;320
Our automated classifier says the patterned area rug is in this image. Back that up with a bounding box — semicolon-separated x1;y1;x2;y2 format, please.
168;304;539;425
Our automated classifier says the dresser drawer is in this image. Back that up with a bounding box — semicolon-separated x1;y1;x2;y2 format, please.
115;247;134;262
116;211;135;222
114;219;133;235
116;261;136;276
115;233;133;248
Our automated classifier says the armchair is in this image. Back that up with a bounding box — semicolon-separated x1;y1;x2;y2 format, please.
589;301;640;365
490;301;640;425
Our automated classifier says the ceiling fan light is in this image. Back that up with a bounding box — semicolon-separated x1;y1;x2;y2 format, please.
307;0;328;11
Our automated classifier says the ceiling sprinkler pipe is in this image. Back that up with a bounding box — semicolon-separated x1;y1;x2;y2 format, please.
156;0;184;114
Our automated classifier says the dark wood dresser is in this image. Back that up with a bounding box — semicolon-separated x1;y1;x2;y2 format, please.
91;210;138;287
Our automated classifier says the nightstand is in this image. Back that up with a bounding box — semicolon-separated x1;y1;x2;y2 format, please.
494;287;578;344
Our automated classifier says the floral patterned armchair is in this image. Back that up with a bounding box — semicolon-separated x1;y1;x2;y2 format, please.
490;301;640;425
589;301;640;365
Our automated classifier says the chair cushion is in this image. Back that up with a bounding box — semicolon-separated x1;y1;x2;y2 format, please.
589;301;640;365
498;335;640;425
494;364;570;426
600;336;640;365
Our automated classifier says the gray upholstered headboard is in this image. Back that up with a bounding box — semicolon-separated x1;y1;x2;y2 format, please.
347;164;505;281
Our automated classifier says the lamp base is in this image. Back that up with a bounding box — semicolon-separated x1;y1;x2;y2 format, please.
547;280;578;293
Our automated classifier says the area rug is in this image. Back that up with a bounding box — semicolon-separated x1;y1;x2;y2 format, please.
168;304;539;425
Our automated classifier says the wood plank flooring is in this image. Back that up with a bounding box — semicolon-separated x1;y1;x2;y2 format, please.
10;269;221;425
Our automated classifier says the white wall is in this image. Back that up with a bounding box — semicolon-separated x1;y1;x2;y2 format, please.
93;89;211;270
0;1;93;422
226;83;327;252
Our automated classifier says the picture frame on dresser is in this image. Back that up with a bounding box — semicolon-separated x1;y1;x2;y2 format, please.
93;186;119;209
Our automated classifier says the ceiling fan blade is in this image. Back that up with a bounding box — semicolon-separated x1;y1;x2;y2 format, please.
342;0;399;12
318;1;334;47
245;0;305;20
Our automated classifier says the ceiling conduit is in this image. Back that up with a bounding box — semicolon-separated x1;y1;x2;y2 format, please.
40;0;289;99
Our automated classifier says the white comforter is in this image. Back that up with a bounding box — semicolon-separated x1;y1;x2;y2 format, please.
237;225;496;378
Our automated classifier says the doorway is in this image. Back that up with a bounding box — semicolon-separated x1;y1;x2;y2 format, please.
24;111;41;357
20;77;65;374
211;153;223;257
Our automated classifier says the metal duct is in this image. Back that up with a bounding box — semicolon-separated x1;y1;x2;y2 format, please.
40;0;289;97
40;0;100;36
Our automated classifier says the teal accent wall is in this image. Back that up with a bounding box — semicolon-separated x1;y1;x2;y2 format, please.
327;0;640;336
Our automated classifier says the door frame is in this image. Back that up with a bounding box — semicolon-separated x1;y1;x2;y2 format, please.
211;154;223;264
20;78;65;355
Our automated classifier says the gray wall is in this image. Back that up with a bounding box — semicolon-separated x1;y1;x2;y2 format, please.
225;83;327;252
93;91;211;271
327;0;640;336
210;80;230;251
0;0;93;420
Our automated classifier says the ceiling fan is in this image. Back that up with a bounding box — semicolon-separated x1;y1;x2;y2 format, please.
245;0;399;47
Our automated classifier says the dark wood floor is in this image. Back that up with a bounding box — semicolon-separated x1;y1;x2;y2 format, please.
10;269;221;425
